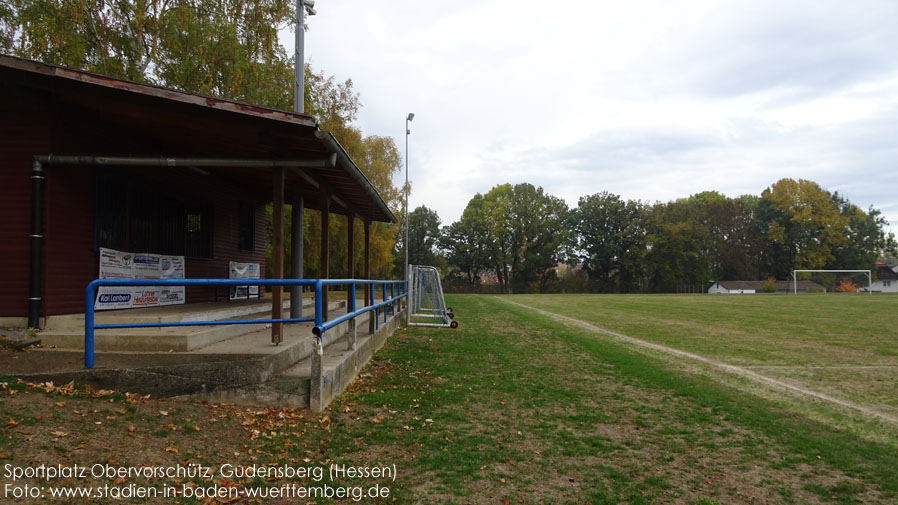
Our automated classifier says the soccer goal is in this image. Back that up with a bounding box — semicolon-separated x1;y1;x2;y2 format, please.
408;265;458;328
792;270;872;295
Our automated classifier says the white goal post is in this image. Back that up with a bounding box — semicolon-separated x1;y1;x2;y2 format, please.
792;270;872;295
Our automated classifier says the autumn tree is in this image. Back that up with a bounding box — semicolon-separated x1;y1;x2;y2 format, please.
2;0;296;109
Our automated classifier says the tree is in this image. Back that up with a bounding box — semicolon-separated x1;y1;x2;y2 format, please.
828;194;897;270
643;200;711;292
2;0;296;109
759;179;849;276
442;183;569;293
440;197;492;290
574;192;646;292
406;206;442;267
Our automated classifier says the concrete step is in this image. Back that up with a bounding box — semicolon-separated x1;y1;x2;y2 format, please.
39;299;346;352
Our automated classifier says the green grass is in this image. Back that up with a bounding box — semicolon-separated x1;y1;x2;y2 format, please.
4;294;897;504
256;294;898;504
501;293;898;413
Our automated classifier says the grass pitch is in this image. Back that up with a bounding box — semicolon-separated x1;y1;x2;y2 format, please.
502;294;898;419
1;293;896;504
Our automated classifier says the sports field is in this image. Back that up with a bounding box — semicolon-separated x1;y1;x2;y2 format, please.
2;293;897;504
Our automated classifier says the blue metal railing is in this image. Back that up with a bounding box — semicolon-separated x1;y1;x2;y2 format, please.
84;278;406;369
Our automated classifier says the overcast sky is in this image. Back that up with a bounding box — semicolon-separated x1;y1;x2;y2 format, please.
283;0;898;231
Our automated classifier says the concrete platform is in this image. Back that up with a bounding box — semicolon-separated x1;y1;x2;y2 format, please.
2;300;405;411
39;298;344;352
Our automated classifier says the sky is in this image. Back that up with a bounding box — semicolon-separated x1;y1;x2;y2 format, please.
282;0;898;231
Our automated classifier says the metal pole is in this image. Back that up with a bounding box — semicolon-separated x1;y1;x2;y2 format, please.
295;1;305;113
404;116;410;292
28;160;44;329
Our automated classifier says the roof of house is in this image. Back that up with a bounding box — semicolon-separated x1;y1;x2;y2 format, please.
715;280;825;291
876;265;898;281
0;54;395;223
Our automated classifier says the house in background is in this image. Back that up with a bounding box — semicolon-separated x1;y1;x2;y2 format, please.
869;263;898;293
708;280;825;294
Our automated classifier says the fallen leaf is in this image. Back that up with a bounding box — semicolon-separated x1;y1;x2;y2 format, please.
6;420;18;429
371;417;382;424
159;410;169;416
49;430;68;437
164;446;179;453
319;416;331;430
55;401;66;408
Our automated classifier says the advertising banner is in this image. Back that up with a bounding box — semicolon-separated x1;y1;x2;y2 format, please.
95;248;185;310
228;261;260;301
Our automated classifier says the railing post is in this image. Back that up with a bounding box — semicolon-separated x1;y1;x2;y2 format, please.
369;281;376;334
84;280;97;369
382;283;387;322
347;282;357;351
311;278;325;412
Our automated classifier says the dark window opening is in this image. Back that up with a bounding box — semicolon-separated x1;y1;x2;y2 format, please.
94;173;212;259
238;202;255;251
185;208;212;258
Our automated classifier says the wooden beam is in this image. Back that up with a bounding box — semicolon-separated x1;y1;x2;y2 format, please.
347;213;355;312
365;219;373;335
290;188;304;319
320;191;330;322
271;167;285;344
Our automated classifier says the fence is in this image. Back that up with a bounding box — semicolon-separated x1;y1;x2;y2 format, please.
84;278;407;369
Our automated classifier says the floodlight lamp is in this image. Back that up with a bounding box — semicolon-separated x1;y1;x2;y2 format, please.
407;113;415;121
303;0;316;15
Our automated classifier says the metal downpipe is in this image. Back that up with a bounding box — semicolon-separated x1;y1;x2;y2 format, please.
27;159;44;328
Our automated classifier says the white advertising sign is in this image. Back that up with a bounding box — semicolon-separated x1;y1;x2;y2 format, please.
95;248;185;310
229;261;260;300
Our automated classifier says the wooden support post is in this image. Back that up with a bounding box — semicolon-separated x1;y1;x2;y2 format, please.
271;167;285;344
347;214;355;312
320;192;330;322
365;219;374;335
347;214;356;350
290;189;304;318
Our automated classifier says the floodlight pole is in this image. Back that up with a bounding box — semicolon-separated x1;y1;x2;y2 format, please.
404;113;414;298
294;0;316;113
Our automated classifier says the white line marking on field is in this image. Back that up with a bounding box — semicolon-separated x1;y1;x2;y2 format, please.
498;297;898;425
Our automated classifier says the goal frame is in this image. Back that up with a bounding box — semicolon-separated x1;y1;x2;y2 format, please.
407;264;456;328
792;269;872;295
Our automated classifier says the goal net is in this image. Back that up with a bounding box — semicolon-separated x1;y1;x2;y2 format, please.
792;270;872;294
408;265;458;328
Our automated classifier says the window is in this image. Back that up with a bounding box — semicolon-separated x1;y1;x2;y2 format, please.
238;202;255;251
185;208;212;258
94;173;212;258
885;281;892;287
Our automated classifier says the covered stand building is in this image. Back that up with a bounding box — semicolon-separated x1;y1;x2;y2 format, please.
0;55;395;341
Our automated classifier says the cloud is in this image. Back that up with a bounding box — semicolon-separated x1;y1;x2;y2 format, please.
284;0;898;234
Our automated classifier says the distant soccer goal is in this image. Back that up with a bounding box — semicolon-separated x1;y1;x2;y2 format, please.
408;265;458;328
792;270;872;295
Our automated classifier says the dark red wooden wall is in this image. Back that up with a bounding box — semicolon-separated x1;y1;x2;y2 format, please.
1;81;269;319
